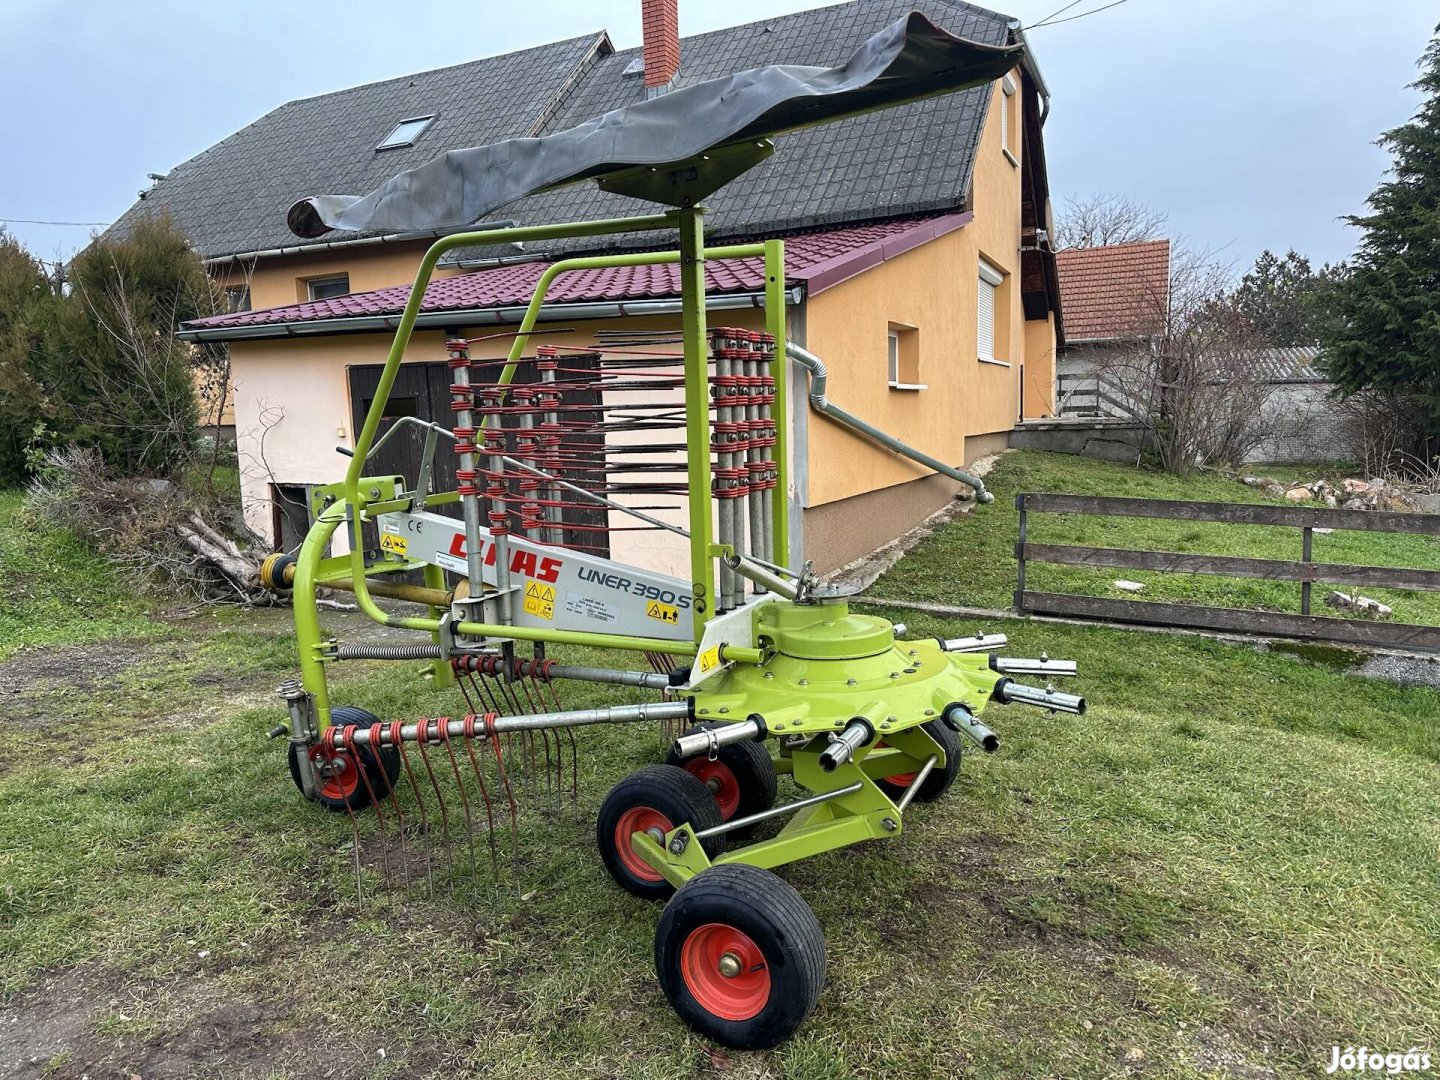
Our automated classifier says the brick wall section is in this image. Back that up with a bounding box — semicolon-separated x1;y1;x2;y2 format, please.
642;0;680;88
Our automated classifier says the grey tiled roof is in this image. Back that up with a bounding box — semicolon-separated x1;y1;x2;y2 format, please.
1247;346;1326;383
109;0;1014;261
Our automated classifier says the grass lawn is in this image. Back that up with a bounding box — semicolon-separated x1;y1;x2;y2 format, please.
1;472;1438;1079
873;451;1440;626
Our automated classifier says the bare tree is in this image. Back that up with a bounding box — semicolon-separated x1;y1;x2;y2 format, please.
1052;192;1168;250
1089;246;1282;476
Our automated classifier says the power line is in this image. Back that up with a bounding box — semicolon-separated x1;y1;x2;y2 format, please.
1028;0;1086;29
0;217;110;227
1027;0;1131;30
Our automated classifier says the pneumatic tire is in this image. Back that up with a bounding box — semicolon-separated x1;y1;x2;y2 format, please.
875;719;960;803
654;863;826;1049
666;723;777;838
597;765;725;901
287;706;400;812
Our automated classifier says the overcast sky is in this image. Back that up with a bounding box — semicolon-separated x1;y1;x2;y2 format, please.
1;0;1434;274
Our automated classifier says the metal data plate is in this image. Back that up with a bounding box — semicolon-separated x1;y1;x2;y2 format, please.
375;509;694;641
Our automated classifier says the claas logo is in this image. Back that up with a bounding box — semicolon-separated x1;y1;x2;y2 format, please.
447;534;563;584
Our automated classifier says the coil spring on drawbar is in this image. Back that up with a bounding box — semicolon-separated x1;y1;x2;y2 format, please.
335;644;445;661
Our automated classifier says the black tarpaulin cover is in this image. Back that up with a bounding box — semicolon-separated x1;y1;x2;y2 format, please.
287;12;1020;240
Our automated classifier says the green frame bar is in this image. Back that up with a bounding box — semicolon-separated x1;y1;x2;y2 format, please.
288;209;792;729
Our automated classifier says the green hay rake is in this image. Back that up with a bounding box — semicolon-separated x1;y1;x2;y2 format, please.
260;14;1083;1047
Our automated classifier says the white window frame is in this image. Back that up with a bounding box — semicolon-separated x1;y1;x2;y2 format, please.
377;114;435;151
1000;74;1018;167
307;274;351;302
978;258;1009;367
887;326;925;390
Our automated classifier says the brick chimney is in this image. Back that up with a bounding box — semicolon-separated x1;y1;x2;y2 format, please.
641;0;680;93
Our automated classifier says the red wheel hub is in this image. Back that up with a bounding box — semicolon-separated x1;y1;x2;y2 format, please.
683;758;741;819
874;740;917;787
308;744;359;802
614;806;673;882
681;922;771;1021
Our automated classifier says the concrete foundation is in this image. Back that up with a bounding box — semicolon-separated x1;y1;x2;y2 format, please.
1009;417;1150;462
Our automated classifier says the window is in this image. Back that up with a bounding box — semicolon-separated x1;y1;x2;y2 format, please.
887;323;922;389
377;115;434;150
978;259;1006;365
224;284;251;313
1000;74;1017;164
307;274;350;301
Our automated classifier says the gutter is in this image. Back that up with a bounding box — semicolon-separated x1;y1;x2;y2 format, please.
176;287;802;343
1010;24;1051;125
786;342;993;503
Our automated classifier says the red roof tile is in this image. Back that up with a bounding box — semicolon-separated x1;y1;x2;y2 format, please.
1055;239;1170;342
184;213;970;333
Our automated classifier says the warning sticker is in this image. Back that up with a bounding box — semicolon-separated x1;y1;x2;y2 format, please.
523;581;556;620
565;592;618;624
645;600;681;625
379;533;408;556
697;645;723;676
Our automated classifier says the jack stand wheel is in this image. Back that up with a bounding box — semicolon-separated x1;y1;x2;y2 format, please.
597;766;725;900
655;864;826;1049
666;723;777;837
876;719;961;804
287;706;399;813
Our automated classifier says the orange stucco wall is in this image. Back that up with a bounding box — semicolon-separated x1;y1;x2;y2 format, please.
800;71;1049;508
216;242;464;311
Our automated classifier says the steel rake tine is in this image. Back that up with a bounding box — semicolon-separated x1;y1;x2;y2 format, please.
356;724;394;886
415;719;457;900
440;721;481;899
333;731;364;901
487;716;522;892
566;726;579;806
381;721;410;886
395;735;436;901
463;718;501;887
499;672;527;718
344;726;391;887
474;670;505;717
538;725;556;812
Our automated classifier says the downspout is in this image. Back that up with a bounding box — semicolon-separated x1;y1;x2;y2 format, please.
785;342;993;503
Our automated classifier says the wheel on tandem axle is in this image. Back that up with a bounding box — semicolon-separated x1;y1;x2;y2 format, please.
875;718;961;804
596;765;726;901
655;863;826;1050
286;706;400;813
666;723;777;838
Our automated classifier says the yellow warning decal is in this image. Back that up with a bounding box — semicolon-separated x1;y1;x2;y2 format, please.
697;645;722;676
379;533;408;556
645;600;680;625
523;581;556;620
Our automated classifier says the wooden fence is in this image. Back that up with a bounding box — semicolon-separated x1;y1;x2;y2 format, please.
1014;493;1440;651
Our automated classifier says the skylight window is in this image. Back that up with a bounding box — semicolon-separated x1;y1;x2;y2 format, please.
377;115;434;151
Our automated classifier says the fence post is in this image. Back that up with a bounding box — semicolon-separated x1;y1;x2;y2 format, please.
1014;492;1028;613
1301;525;1313;615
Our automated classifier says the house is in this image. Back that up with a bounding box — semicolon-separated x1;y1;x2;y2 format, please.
119;0;1063;573
1054;238;1171;417
1241;346;1345;465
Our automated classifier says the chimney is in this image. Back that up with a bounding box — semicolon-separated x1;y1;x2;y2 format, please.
641;0;680;93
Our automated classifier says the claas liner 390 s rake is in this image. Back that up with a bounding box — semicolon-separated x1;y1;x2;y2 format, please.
259;13;1084;1048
